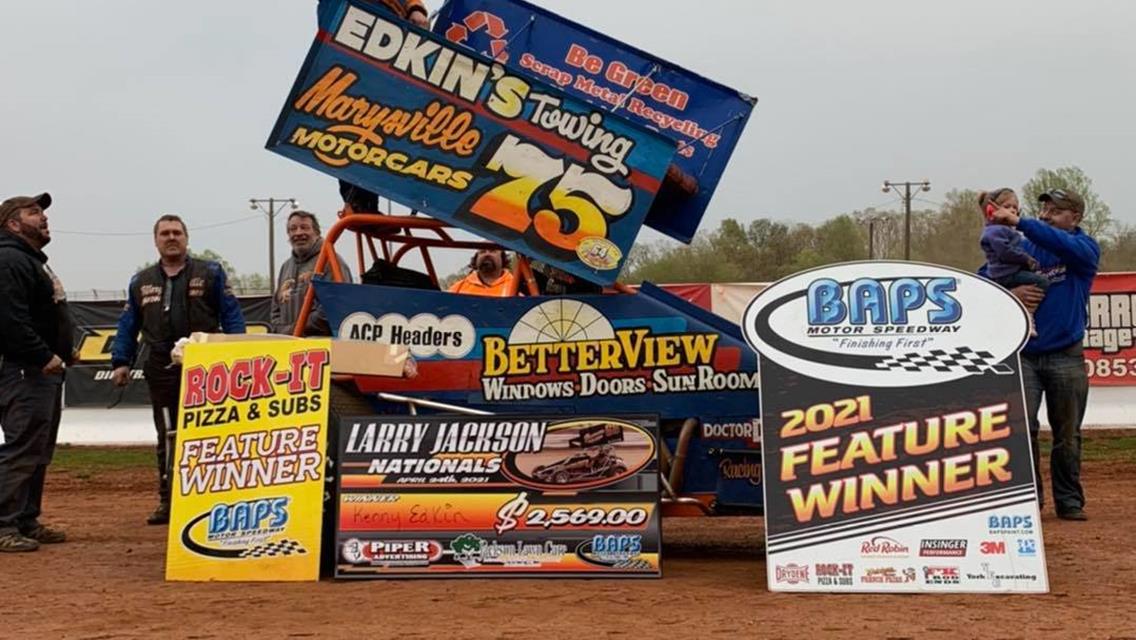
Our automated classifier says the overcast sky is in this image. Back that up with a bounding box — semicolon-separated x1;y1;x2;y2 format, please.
1;0;1132;291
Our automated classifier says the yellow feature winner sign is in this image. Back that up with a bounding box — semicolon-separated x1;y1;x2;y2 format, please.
165;339;331;581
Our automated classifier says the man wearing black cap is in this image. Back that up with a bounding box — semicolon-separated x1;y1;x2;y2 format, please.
991;189;1099;521
0;192;74;552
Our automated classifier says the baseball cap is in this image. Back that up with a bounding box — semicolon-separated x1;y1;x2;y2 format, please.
0;193;52;226
1038;189;1084;214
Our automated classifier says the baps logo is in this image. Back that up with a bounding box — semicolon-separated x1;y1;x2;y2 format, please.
988;514;1034;534
575;534;645;567
806;277;960;326
208;497;289;536
180;497;305;559
742;262;1030;387
591;534;642;559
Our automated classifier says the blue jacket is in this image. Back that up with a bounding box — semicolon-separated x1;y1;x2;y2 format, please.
1017;219;1099;355
111;260;245;368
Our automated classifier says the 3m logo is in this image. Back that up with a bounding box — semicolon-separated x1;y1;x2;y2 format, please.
979;540;1006;555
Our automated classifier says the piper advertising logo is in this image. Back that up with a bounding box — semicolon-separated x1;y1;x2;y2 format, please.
341;539;444;567
742;262;1030;386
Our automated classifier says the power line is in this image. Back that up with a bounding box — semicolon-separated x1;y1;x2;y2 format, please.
794;197;902;225
913;196;944;207
191;214;265;230
863;196;903;211
53;213;262;237
249;197;298;293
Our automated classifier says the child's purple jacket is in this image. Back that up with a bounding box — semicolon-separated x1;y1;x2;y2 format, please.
981;223;1032;279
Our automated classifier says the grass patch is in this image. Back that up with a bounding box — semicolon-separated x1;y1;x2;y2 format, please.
52;445;152;475
1037;431;1136;463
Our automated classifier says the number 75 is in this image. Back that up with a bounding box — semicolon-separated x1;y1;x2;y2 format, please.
465;134;633;251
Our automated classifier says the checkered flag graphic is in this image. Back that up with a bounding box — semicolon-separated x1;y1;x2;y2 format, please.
874;346;1014;375
239;539;307;558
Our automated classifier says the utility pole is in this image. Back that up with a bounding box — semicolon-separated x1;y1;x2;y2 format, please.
249;197;298;292
882;180;931;261
865;217;886;259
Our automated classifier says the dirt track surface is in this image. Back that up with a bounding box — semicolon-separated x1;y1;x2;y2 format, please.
2;452;1135;639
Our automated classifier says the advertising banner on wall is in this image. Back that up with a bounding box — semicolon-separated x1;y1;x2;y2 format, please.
1084;272;1136;386
334;414;660;578
742;262;1048;593
267;0;676;286
313;280;760;423
165;339;331;582
66;297;272;407
433;0;756;243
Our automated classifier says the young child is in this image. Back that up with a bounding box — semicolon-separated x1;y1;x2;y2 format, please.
979;188;1049;336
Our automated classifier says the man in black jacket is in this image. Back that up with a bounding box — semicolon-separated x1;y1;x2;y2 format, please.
110;214;246;524
0;192;74;552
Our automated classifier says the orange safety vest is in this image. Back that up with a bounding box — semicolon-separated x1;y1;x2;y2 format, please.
449;270;516;297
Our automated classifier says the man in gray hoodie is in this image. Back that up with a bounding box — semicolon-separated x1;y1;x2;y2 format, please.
271;211;352;335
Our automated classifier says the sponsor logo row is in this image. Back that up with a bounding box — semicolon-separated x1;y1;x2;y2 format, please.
856;512;1038;560
859;534;1038;559
775;513;1041;588
776;562;1039;587
341;533;648;569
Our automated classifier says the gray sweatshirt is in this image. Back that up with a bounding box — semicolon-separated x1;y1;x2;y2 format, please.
271;238;353;334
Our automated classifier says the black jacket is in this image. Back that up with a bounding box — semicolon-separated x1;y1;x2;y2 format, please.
0;230;75;368
111;258;246;368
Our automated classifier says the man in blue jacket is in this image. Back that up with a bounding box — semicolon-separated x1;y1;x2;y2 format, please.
991;189;1099;521
110;215;246;524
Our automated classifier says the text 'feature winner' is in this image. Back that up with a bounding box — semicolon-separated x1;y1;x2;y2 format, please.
166;339;331;582
743;262;1048;593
